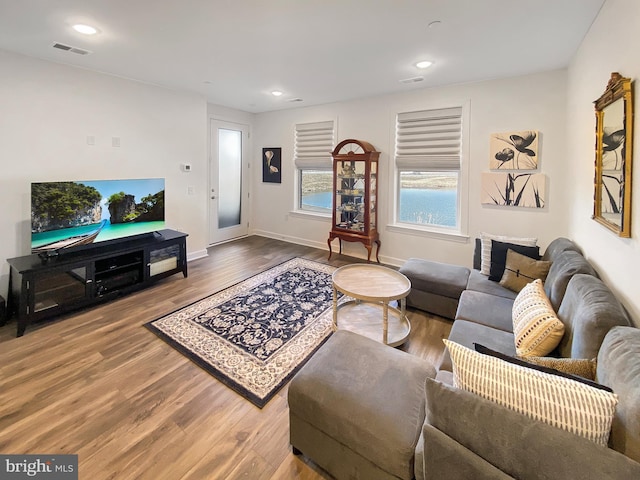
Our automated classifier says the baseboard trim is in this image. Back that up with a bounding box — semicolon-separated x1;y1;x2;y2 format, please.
187;249;208;262
250;230;404;267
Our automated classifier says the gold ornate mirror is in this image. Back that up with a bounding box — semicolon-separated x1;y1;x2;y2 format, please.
593;72;633;237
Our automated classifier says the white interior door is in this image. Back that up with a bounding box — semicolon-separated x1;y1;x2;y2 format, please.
209;119;249;245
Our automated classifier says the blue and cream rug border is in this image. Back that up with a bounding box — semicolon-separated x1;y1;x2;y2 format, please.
145;258;337;408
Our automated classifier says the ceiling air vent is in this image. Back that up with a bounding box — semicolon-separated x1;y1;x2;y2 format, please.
399;76;424;84
52;43;92;55
287;98;304;103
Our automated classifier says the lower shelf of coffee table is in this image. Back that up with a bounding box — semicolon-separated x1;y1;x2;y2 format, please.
335;300;411;347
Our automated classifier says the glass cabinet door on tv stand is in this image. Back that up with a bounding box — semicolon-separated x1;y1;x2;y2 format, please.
328;139;380;262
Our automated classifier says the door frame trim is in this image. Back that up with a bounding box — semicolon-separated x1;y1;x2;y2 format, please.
208;116;251;246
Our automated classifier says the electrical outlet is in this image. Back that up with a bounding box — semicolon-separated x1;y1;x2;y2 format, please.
187;186;194;195
86;135;95;146
112;137;121;147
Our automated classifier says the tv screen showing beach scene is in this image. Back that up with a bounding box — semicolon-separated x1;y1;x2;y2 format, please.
31;178;165;253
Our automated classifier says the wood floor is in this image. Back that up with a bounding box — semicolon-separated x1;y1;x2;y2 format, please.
0;236;452;480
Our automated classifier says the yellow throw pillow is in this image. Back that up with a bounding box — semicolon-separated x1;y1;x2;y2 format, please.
518;356;597;380
512;279;565;357
500;249;551;293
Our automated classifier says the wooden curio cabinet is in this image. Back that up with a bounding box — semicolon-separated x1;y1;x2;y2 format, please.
328;139;381;262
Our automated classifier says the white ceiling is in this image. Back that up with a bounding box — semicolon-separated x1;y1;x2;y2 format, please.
0;0;605;113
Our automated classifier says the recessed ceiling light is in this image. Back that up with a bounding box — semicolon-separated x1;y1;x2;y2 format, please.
73;24;98;35
415;61;433;69
271;90;283;97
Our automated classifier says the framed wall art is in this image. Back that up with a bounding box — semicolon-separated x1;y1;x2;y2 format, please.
489;130;539;170
481;172;546;208
262;147;282;183
593;72;633;237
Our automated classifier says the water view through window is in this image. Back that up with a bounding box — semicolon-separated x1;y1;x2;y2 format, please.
398;172;457;227
300;171;457;228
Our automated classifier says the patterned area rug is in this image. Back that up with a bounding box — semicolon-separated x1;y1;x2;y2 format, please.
145;258;337;408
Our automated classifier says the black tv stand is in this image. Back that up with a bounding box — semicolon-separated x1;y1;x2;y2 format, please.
4;229;188;337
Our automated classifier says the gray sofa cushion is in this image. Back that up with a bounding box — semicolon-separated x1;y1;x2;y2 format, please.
476;236;581;268
488;240;541;281
473;238;482;270
597;326;640;463
400;258;470;299
424;378;640;479
455;289;514;332
544;250;597;311
466;269;518;300
439;320;516;372
288;330;435;480
434;369;454;385
541;237;582;262
421;424;514;480
556;274;631;359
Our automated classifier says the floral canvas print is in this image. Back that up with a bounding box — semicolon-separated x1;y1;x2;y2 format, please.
482;172;546;208
490;130;539;170
601;171;624;219
262;147;282;183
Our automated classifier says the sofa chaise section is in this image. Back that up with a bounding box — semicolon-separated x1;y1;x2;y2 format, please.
288;237;640;479
399;259;469;319
289;330;436;480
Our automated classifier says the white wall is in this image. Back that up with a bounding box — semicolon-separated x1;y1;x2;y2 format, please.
251;70;570;267
7;6;636;326
566;0;640;324
0;49;211;295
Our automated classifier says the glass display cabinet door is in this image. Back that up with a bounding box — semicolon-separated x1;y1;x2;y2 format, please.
369;161;377;231
335;159;367;232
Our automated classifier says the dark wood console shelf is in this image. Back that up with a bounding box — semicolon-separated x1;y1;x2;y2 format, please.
4;229;188;337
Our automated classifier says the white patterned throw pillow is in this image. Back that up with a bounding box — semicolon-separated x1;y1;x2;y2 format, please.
512;279;565;357
479;232;537;276
444;340;618;446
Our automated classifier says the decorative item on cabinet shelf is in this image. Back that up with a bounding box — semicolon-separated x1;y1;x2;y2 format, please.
341;163;356;176
339;203;357;212
338;174;365;181
337;189;364;195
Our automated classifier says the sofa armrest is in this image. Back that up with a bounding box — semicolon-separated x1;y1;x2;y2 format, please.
424;378;640;480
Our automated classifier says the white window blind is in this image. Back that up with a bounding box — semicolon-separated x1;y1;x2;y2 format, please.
396;107;462;170
294;120;335;169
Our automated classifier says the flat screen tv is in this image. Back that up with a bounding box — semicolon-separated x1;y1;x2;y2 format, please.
31;178;165;254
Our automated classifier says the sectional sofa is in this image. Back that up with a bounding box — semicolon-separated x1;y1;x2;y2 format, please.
288;237;640;479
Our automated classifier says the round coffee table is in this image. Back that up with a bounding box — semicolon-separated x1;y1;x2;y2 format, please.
332;264;411;347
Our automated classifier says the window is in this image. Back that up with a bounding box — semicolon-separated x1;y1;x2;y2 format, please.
395;107;463;230
294;121;335;213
